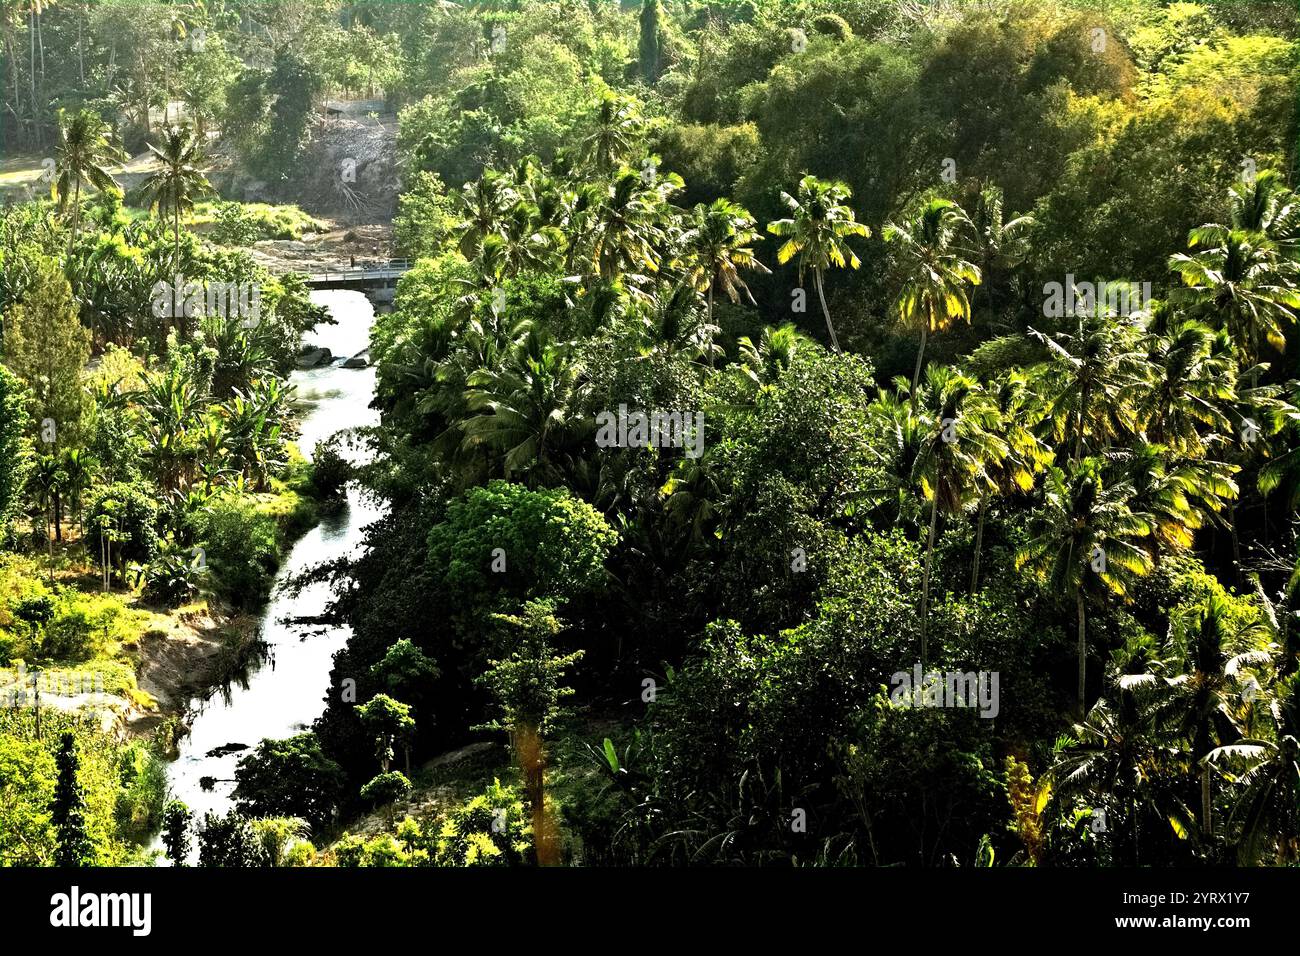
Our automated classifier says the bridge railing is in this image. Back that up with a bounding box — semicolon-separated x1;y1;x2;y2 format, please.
271;258;414;283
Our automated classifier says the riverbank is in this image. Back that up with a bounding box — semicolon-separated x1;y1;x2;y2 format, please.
128;475;319;743
155;289;383;824
0;472;318;742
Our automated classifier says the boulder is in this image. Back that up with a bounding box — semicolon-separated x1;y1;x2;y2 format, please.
296;347;333;369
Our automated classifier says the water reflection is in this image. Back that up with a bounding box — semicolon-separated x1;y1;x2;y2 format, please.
155;290;384;850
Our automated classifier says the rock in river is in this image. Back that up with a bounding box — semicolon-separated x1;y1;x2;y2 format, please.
296;347;333;369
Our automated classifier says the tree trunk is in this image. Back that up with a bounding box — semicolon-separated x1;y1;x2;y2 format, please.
1074;382;1089;463
69;178;82;253
920;498;939;671
911;323;929;410
1200;762;1213;837
814;268;840;352
53;488;62;541
1229;501;1242;586
1076;590;1087;720
970;497;987;593
46;504;53;587
7;26;25;148
707;283;715;367
515;723;556;865
174;203;185;339
984;256;994;320
29;8;38;144
36;4;44;94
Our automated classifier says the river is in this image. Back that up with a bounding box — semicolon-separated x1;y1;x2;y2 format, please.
154;290;383;850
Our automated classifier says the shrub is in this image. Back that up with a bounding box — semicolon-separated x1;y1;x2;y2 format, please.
233;734;345;833
360;771;412;826
434;779;531;867
812;13;853;41
209;201;326;244
114;741;167;839
196;811;260;868
186;495;279;607
311;438;351;505
130;537;205;606
40;606;96;662
427;480;619;620
335;827;429;867
86;483;160;569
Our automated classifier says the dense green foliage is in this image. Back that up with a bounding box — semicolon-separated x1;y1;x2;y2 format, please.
316;0;1300;869
2;0;1298;870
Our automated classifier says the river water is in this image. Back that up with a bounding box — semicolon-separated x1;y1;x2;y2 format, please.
156;290;383;843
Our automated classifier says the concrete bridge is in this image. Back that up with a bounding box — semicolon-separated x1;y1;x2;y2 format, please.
289;258;413;291
270;258;412;307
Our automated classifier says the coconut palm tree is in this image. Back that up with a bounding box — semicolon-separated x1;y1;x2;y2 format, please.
910;366;1005;668
969;368;1050;592
1017;459;1154;718
1206;671;1300;864
582;92;645;175
1115;443;1238;558
587;167;682;283
735;323;812;395
1169;227;1300;368
52;108;123;252
460;328;588;486
968;185;1034;321
136;124;212;335
767;175;870;352
1220;168;1300;255
500;199;564;277
1152;594;1271;838
1258;409;1300;513
1050;670;1179;867
681;199;770;331
1133;317;1236;456
637;280;720;366
883;198;981;401
865;383;927;528
1029;308;1149;463
456;169;517;260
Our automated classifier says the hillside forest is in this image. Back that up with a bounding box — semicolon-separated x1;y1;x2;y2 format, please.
0;0;1298;870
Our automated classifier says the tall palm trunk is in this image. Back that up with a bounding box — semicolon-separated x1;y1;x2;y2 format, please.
1076;590;1087;720
814;268;840;352
1074;387;1088;463
911;323;929;409
174;202;185;339
28;7;37;144
7;25;25;147
707;283;716;368
46;502;54;585
970;497;987;592
920;498;939;671
1200;762;1213;837
68;178;82;253
1229;501;1242;585
36;3;44;94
